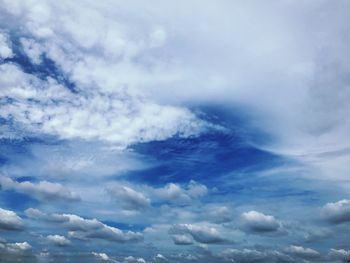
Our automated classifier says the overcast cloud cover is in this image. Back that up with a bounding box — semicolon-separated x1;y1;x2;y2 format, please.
0;0;350;262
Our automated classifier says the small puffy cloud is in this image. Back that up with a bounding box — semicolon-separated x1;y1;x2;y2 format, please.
47;235;71;246
154;254;168;262
24;208;47;219
124;256;147;263
207;205;232;223
241;210;280;233
321;199;350;224
92;252;110;261
0;32;13;59
0;176;80;202
285;245;320;259
106;185;150;211
0;208;24;230
170;223;223;244
171;234;193;245
186;181;208;198
154;181;207;203
5;242;32;253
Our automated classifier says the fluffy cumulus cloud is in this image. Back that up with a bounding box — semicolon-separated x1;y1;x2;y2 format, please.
170;223;224;244
321;199;350;224
171;234;193;245
124;256;147;263
0;175;80;202
207;205;232;223
1;242;32;253
92;252;110;261
0;208;23;230
240;211;281;233
153;181;208;204
106;185;150;211
46;234;71;246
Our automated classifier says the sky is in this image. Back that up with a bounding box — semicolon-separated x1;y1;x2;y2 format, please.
0;0;350;262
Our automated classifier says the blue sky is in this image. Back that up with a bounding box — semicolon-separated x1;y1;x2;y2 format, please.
1;1;350;262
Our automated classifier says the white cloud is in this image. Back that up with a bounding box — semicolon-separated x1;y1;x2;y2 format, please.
0;0;349;187
0;0;212;148
329;248;350;261
154;254;167;262
170;223;223;244
106;185;150;211
124;256;147;263
0;208;23;230
46;235;71;246
5;242;31;253
171;234;193;245
241;210;280;233
0;176;80;202
64;214;143;242
207;205;231;223
92;252;110;261
285;245;320;259
25;208;143;243
20;38;43;64
0;62;206;147
220;248;293;263
321;199;350;224
0;32;13;59
154;181;207;203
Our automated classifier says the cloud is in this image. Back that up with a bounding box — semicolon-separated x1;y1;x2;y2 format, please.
241;211;281;233
92;252;110;261
123;256;147;263
329;248;350;261
25;208;143;243
207;205;231;223
64;214;143;243
154;254;168;262
20;38;43;64
154;181;207;203
0;176;80;202
0;1;209;148
46;235;71;246
0;0;349;260
0;208;24;230
170;223;224;244
321;199;350;224
0;242;32;254
220;248;294;263
171;234;193;245
284;245;320;259
0;32;13;59
0;62;206;147
106;185;150;211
